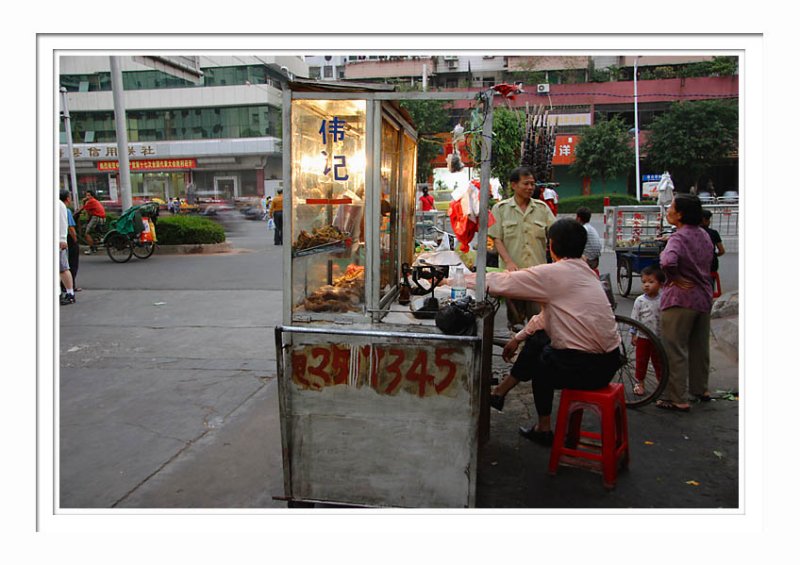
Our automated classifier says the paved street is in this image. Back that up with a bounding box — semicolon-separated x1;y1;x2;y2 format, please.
59;213;739;509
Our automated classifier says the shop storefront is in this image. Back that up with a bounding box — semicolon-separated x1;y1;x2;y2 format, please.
59;139;281;204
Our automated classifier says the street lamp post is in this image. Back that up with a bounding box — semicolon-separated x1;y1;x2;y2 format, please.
60;87;79;207
634;57;642;202
110;56;133;211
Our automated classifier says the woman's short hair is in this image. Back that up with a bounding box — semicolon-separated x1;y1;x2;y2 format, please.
673;193;703;226
548;218;587;259
422;186;429;195
59;189;70;202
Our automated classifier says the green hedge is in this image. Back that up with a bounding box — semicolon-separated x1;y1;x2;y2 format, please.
557;194;641;214
154;216;226;245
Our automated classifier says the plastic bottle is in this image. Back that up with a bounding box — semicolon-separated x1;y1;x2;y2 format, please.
450;266;466;300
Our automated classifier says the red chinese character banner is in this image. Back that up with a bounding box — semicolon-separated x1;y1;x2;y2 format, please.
551;135;580;166
97;159;197;171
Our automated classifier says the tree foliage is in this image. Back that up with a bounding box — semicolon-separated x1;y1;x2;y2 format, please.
571;115;634;191
488;107;525;197
398;97;452;183
644;99;738;190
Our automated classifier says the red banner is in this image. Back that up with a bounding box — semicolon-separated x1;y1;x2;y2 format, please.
97;159;197;171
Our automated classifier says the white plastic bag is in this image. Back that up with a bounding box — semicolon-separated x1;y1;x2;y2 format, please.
267;218;275;230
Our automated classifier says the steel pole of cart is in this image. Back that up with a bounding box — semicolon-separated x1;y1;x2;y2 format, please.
475;90;493;301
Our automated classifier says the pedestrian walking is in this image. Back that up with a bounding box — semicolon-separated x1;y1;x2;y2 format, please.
270;189;284;245
59;189;76;305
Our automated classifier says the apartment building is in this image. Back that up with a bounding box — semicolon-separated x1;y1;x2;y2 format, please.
58;55;308;203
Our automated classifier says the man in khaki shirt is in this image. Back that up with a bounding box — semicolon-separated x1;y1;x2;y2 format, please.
489;166;555;329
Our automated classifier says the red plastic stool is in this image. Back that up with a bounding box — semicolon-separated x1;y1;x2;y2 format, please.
712;271;722;298
548;384;630;489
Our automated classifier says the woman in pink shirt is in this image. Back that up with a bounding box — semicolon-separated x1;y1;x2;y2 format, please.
463;219;622;446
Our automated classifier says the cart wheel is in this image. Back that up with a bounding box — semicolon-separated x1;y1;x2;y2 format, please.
617;256;633;297
133;241;156;259
104;231;133;263
612;315;670;408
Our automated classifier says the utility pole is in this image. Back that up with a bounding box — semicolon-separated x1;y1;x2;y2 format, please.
60;87;79;207
634;57;642;202
110;56;133;211
475;90;493;301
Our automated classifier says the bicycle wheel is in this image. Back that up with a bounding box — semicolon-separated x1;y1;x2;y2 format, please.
612;315;669;408
617;256;633;297
132;241;156;259
104;231;133;263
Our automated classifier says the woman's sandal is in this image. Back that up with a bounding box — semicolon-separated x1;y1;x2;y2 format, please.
633;382;645;396
518;426;554;446
655;400;691;412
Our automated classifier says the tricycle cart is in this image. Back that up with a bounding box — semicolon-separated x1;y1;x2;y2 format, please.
274;80;498;508
603;205;667;297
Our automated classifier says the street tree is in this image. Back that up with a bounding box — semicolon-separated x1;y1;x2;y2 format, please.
487;106;525;197
571;115;634;194
644;99;738;191
398;97;452;183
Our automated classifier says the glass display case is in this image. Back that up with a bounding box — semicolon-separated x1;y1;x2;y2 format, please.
285;87;419;324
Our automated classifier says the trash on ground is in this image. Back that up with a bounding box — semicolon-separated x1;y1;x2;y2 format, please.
685;480;700;486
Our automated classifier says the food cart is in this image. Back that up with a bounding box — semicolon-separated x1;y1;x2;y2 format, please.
274;80;497;508
603;205;667;297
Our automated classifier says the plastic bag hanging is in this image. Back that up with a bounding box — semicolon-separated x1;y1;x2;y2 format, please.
446;124;465;173
448;179;496;253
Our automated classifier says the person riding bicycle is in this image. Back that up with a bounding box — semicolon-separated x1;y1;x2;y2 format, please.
75;190;106;254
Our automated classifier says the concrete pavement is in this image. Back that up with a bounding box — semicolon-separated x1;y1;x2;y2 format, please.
58;216;740;509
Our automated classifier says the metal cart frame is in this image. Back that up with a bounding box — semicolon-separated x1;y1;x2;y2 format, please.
275;81;497;508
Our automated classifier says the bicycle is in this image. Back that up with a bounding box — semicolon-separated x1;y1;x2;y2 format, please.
102;203;159;263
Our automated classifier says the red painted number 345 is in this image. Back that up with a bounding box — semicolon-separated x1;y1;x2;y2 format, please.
291;344;463;397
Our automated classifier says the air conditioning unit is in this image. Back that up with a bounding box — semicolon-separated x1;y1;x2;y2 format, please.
447;60;458;69
537;83;550;94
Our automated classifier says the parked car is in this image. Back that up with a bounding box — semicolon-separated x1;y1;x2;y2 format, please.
719;190;739;204
697;191;714;204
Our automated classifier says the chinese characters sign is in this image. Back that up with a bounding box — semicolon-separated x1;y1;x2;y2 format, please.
551;135;580;165
290;343;468;398
60;144;158;160
318;117;349;181
97;159;197;171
